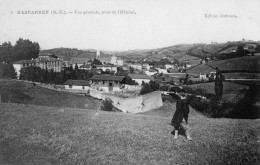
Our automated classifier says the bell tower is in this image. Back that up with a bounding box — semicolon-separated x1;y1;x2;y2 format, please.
96;50;100;60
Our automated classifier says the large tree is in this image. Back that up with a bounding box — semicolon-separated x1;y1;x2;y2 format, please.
0;63;17;78
12;38;40;62
0;42;13;63
0;38;40;63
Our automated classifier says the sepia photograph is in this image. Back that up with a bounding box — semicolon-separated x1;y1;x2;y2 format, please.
0;0;259;164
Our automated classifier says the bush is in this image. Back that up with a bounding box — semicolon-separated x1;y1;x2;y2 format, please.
101;98;114;112
161;94;175;102
187;95;234;118
228;83;259;119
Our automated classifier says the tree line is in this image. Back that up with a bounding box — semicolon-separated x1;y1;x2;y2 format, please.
19;66;95;84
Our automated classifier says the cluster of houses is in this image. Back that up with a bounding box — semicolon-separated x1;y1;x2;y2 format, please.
12;50;217;94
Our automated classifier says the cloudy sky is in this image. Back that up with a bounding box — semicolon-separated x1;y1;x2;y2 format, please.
0;0;259;51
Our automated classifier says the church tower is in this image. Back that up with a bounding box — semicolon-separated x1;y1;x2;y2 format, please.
96;50;100;60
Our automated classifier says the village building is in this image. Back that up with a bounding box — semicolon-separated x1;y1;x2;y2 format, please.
96;50;123;66
144;69;158;76
128;74;152;85
96;65;117;73
64;80;90;91
128;63;142;70
110;55;124;66
90;68;102;74
90;75;126;92
142;63;151;70
13;53;63;79
165;64;175;70
79;64;92;70
157;68;168;74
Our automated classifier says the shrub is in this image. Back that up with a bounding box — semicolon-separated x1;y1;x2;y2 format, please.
187;94;234;118
161;94;175;102
101;98;114;112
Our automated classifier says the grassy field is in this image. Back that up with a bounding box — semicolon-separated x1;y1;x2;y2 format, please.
0;79;101;110
223;73;260;79
0;103;259;165
207;56;260;72
187;82;249;101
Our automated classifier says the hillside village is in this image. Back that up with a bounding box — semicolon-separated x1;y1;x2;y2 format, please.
0;39;258;113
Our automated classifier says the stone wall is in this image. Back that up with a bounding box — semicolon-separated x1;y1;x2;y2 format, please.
101;91;163;113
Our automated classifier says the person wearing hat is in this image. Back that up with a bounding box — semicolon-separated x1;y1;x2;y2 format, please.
171;92;192;140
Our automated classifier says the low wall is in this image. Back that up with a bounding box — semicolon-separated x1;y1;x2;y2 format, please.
102;91;163;113
124;85;142;91
89;89;104;99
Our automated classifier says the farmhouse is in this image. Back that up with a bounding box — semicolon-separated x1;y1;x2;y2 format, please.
64;80;90;91
90;75;126;92
128;74;152;85
186;64;216;80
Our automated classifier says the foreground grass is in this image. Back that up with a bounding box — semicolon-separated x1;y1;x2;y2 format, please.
0;103;259;165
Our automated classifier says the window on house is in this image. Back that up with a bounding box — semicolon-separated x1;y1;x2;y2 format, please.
82;86;85;89
69;85;72;88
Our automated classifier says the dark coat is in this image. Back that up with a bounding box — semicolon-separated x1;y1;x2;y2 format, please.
171;99;189;129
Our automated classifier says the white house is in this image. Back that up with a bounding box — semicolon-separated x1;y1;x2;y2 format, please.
128;74;152;85
12;62;23;79
64;80;90;91
142;63;151;70
128;63;142;70
157;68;168;74
165;64;175;70
199;73;207;80
96;65;117;73
144;69;158;76
185;64;192;68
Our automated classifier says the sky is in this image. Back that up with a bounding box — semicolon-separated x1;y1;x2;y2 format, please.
0;0;260;51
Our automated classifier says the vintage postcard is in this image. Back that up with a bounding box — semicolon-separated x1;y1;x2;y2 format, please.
0;0;259;164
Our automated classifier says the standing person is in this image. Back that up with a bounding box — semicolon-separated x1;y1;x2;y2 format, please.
171;92;191;140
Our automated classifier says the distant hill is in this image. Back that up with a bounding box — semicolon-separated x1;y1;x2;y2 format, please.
187;41;260;59
40;40;260;63
41;48;97;61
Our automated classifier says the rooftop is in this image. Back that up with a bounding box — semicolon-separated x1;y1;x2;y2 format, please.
64;80;90;86
128;74;152;80
79;64;91;68
90;75;125;81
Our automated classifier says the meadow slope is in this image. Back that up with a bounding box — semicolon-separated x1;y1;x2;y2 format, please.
0;79;101;110
0;103;259;165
